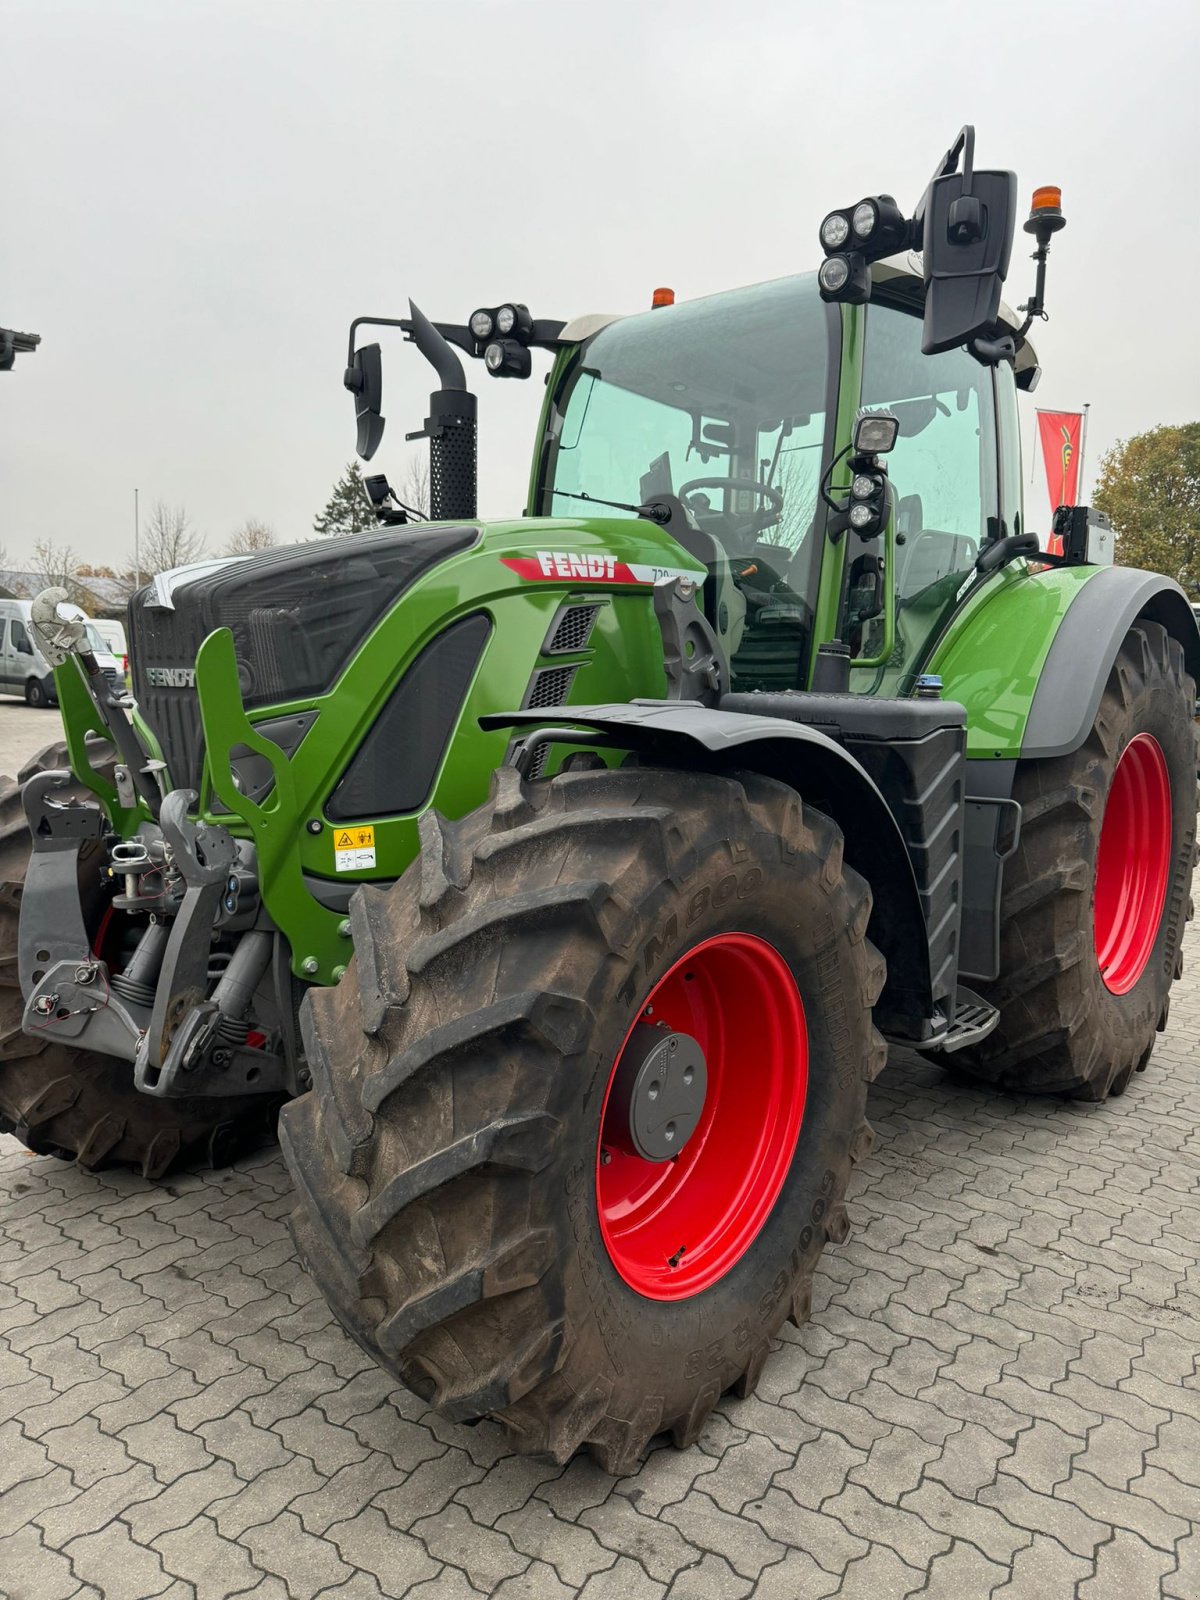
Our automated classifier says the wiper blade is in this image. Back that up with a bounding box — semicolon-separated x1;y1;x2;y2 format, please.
553;489;671;524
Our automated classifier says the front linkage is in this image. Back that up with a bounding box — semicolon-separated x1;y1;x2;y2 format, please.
17;600;296;1107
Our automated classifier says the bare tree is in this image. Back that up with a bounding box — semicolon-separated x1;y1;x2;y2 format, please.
225;519;276;555
30;539;98;610
141;500;205;573
399;452;430;517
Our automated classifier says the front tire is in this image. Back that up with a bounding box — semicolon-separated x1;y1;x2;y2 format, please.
281;764;886;1470
955;620;1196;1099
25;677;51;709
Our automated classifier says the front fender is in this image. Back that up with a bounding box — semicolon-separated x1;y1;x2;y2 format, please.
483;700;941;1039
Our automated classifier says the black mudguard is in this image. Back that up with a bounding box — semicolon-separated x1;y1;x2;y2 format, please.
482;700;943;1041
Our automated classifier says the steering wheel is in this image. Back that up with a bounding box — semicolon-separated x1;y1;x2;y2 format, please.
679;476;784;538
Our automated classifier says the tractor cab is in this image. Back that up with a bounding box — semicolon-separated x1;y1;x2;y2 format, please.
529;259;1038;701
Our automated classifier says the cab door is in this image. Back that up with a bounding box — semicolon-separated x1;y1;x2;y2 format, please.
850;294;1002;695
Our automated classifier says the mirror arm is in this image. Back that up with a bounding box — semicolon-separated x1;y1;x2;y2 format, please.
346;315;409;365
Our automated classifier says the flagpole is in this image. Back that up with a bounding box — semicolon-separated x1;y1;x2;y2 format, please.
1077;403;1090;503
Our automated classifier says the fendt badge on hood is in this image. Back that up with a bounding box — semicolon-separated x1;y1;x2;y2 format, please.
144;666;197;688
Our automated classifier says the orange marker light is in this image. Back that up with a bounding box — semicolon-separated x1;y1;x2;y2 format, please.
1030;185;1062;212
651;286;675;308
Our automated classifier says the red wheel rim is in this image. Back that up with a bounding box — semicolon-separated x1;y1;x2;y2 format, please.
1094;732;1172;995
596;932;808;1300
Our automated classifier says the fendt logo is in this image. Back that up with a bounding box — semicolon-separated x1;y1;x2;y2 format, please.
501;552;705;586
144;666;196;688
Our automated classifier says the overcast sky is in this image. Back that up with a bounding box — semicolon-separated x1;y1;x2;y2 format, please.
2;0;1198;569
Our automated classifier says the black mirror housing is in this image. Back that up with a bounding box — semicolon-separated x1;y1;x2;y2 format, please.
921;168;1017;355
345;341;385;460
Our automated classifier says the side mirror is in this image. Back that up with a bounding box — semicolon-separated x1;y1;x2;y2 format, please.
921;165;1017;355
344;342;385;461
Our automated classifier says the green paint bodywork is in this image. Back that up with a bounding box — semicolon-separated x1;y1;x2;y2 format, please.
928;561;1100;758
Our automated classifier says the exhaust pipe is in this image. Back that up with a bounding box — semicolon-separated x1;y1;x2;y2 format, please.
406;300;478;522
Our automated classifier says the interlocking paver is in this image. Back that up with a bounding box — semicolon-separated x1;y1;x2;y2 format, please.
4;917;1200;1600
240;1510;355;1599
153;1512;263;1600
495;1499;617;1588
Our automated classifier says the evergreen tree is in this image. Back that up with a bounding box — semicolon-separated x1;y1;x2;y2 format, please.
313;461;376;537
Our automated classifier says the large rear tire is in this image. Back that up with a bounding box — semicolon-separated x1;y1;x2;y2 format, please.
955;620;1196;1099
281;764;886;1470
0;745;279;1178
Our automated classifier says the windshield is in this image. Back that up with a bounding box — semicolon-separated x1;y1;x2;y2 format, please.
83;624;109;656
540;276;834;689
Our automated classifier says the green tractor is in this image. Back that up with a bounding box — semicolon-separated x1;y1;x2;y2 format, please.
2;128;1196;1471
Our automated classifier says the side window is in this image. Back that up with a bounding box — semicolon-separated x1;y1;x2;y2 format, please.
11;620;32;655
861;301;998;603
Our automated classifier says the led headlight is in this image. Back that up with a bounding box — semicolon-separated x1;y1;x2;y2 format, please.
851;473;880;501
483;338;532;378
469;309;494;340
495;303;518;335
852;201;878;240
820;212;851;250
849;502;879;532
818;256;851;294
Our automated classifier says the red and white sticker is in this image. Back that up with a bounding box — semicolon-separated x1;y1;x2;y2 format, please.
501;551;705;586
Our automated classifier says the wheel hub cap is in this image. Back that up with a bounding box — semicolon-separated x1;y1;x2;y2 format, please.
609;1024;708;1163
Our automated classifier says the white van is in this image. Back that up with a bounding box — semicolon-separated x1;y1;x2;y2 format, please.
0;598;123;708
90;616;129;671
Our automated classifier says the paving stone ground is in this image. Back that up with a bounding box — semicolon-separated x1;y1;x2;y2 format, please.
1;704;1197;1598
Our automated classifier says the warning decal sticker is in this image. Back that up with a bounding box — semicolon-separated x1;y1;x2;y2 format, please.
334;824;376;872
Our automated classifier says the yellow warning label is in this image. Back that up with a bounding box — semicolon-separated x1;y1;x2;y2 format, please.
335;826;374;850
333;824;377;873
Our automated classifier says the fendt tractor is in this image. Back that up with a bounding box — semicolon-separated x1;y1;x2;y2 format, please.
2;128;1196;1471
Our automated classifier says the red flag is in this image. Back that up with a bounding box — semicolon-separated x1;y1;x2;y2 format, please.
1036;410;1083;553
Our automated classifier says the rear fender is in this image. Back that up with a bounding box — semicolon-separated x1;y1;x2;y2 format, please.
1022;568;1200;759
483;701;939;1039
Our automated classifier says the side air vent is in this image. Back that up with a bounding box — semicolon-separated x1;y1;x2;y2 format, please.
325;613;491;822
524;664;577;711
545;603;601;655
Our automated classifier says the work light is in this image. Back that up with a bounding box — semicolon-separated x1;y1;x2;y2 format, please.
495;304;518;335
818;256;851;294
851;473;879;501
849;502;879;533
484;339;532;378
820;212;851;250
852;201;877;239
470;309;494;340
